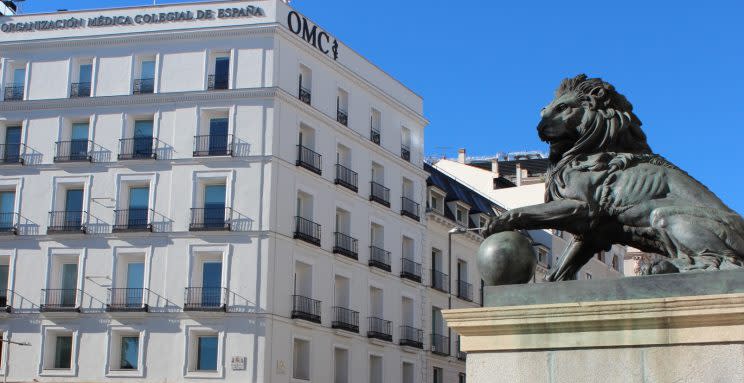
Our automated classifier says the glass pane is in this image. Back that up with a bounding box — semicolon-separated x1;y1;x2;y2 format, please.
54;336;72;369
0;191;14;214
78;64;92;83
197;336;218;371
140;61;155;79
71;123;88;141
120;336;139;369
61;264;78;290
12;68;25;86
0;265;7;306
4;126;21;162
128;187;149;209
126;263;145;289
208;118;228;155
202;262;222;307
215;57;229;78
4;126;21;146
204;185;225;207
133;121;153;138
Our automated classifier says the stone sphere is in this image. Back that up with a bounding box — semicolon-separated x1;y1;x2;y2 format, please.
477;231;536;285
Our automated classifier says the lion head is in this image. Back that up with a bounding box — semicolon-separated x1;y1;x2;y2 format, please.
538;74;652;163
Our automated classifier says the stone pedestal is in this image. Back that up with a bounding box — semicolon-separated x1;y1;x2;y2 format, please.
443;270;744;383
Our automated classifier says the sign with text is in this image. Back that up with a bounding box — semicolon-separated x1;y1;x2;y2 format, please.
1;5;266;33
286;10;338;61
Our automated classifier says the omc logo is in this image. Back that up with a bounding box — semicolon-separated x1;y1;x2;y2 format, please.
287;10;338;61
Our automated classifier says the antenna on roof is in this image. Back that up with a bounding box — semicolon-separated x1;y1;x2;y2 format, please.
434;146;451;159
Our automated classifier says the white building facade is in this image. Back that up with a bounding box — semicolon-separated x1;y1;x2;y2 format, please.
0;1;477;382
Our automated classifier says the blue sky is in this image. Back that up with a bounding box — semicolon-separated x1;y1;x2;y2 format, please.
20;0;744;213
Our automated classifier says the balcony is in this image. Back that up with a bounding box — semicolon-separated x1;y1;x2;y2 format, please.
456;339;467;361
54;140;92;162
70;82;91;98
291;294;321;323
401;144;411;161
368;246;391;272
184;287;226;311
294;216;321;246
194;134;233;157
40;289;80;312
296;145;322;175
47;211;87;234
367;316;392;342
399;325;423;349
337;108;348;126
457;280;473;302
0;212;19;235
112;209;152;232
334;164;358;192
431;334;450;356
0;143;25;165
298;85;311;105
369;181;390;207
3;85;23;101
401;258;422;283
107;288;149;312
189;207;232;231
118;137;159;160
332;306;359;333
370;128;381;145
132;78;154;94
333;232;358;260
431;270;449;293
0;289;11;313
401;197;420;221
207;74;229;91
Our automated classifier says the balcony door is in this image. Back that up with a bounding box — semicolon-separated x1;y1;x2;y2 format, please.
125;262;145;306
203;185;226;228
214;57;229;88
133;120;153;158
208;118;228;155
4;126;21;163
64;189;84;227
0;265;8;307
78;64;92;85
202;262;222;307
70;123;89;160
60;263;78;306
0;191;15;229
12;68;25;87
127;187;149;228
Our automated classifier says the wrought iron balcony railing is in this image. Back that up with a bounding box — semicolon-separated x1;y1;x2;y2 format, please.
401;258;422;283
337;108;348;126
401;144;411;162
47;211;87;233
132;78;154;94
54;140;92;162
296;145;322;175
3;85;24;101
107;288;149;312
70;82;91;98
0;212;19;235
399;325;423;349
194;134;233;157
431;269;449;293
370;128;381;145
332;306;359;333
369;246;391;272
292;294;321;323
184;287;226;311
40;288;80;312
118;137;159;160
0;143;24;165
294;216;321;246
335;164;358;192
431;334;450;356
333;232;358;260
367;316;392;342
401;197;420;221
369;181;390;207
207;74;229;91
112;209;152;232
189;207;232;231
298;86;311;105
458;280;473;302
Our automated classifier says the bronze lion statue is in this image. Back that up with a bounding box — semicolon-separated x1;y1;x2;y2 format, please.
483;74;744;281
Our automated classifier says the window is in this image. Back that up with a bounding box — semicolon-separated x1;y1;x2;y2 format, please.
1;124;23;164
133;57;155;94
71;59;93;98
479;215;488;231
119;117;156;160
402;362;414;383
108;330;142;373
4;63;26;101
0;259;9;307
195;109;231;157
190;176;229;231
370;109;381;144
612;255;619;270
334;347;349;383
0;189;16;232
186;329;221;374
298;65;312;105
585;273;592;280
369;355;383;383
42;329;76;372
433;367;443;383
337;88;348;126
186;251;223;310
208;52;230;90
297;124;321;175
429;189;444;214
54;335;73;368
110;251;146;310
401;127;411;161
456;206;468;225
293;338;310;380
537;247;548;265
401;296;414;327
459;372;466;383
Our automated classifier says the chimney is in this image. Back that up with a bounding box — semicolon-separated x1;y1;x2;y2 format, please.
491;159;500;178
457;148;466;164
515;163;522;186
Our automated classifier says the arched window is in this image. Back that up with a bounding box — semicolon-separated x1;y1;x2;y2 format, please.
611;255;619;270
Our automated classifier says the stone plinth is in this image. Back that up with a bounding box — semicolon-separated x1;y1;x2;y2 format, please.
443;271;744;383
